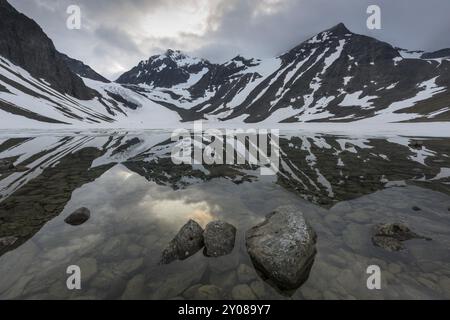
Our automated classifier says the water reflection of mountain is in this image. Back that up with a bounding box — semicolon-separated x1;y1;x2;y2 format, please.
1;132;450;258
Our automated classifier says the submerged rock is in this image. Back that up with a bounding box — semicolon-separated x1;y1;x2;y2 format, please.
64;207;91;226
160;220;204;264
245;205;317;291
121;274;146;300
76;257;98;282
203;220;236;257
192;285;224;300
372;223;431;251
231;284;257;300
237;264;257;283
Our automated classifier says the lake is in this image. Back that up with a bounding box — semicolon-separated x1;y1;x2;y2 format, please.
0;130;449;299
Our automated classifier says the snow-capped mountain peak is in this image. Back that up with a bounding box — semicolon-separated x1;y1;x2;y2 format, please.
327;22;352;36
224;55;261;69
146;49;206;68
116;50;211;88
118;22;449;124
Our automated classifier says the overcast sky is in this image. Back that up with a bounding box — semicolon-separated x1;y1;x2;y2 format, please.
8;0;450;80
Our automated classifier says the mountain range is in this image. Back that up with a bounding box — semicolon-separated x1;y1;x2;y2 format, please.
0;0;449;128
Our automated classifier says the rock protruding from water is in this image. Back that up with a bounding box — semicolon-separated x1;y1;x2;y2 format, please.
246;205;317;291
160;220;204;264
372;223;431;251
203;220;236;257
64;207;91;226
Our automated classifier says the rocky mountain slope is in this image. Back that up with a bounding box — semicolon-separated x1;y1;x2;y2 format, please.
117;49;211;88
60;54;110;83
120;23;450;124
0;0;95;100
0;0;179;128
0;0;449;128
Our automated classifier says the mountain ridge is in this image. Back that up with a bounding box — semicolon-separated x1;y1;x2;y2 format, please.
0;0;96;100
115;22;449;124
0;0;449;128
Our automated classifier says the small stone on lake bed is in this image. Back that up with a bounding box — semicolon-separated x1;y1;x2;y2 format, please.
64;207;91;226
372;223;431;251
412;206;422;211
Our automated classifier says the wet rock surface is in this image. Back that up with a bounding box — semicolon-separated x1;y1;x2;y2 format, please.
64;207;91;226
160;220;204;264
246;205;317;291
203;220;236;257
372;223;432;251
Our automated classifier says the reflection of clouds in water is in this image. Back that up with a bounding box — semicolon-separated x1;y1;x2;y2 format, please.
116;169;134;181
106;166;268;230
139;196;219;229
41;233;103;264
68;165;222;232
105;166;222;228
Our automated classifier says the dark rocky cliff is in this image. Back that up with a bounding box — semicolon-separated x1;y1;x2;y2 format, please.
0;0;96;100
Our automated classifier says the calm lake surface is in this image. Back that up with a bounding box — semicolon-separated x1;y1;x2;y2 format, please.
0;130;450;300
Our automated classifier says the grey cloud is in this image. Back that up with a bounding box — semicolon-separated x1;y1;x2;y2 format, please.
95;26;143;54
7;0;450;79
195;0;450;61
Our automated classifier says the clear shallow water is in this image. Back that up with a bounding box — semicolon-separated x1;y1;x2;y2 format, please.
0;131;450;300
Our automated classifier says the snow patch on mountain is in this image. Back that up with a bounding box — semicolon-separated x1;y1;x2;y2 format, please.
360;77;446;123
340;91;378;110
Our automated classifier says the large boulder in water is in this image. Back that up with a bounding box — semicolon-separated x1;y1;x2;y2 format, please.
203;220;236;257
246;205;317;291
160;220;204;264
